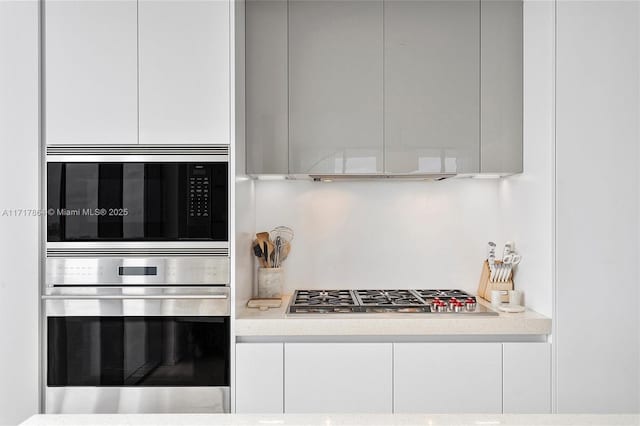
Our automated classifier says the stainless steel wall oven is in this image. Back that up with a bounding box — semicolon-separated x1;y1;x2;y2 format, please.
43;146;231;414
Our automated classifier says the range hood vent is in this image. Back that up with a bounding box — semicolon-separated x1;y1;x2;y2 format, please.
308;173;456;182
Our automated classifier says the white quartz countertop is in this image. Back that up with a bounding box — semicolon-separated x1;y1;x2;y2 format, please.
235;295;551;337
20;414;640;426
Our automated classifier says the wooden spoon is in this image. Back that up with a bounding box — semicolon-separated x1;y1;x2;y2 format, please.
265;239;275;267
256;232;270;241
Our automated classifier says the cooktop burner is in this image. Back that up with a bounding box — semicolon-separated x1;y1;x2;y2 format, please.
295;290;356;305
288;290;359;313
355;289;425;306
287;289;497;315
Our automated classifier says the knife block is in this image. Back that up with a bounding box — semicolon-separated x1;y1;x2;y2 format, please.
477;260;513;302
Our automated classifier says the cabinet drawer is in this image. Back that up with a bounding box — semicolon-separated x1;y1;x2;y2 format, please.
503;342;551;413
394;343;502;413
284;343;392;413
235;343;283;413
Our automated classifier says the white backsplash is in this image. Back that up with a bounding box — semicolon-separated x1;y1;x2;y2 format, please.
254;178;501;295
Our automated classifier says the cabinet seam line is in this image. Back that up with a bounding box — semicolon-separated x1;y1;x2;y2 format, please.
382;0;385;174
391;342;394;413
286;0;290;174
39;0;46;413
479;0;482;172
136;0;140;144
282;343;285;413
501;343;505;413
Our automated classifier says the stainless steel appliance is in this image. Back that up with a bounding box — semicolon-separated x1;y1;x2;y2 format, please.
287;289;498;315
44;286;230;414
46;145;228;247
43;146;231;414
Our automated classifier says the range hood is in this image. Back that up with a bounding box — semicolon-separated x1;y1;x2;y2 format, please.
307;173;456;182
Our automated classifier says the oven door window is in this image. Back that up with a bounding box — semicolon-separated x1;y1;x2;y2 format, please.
47;317;230;387
47;162;228;241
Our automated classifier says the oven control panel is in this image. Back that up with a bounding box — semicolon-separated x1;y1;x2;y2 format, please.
46;257;230;287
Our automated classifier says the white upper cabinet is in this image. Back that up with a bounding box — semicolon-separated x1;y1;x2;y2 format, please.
288;0;383;174
45;0;138;144
45;0;231;145
139;0;230;144
384;0;480;174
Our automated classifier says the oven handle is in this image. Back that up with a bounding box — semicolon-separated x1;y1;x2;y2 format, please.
42;294;228;300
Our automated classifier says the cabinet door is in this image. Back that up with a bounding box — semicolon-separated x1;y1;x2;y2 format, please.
289;0;383;174
384;0;480;174
44;0;138;144
235;343;283;413
503;343;551;413
139;0;230;144
480;0;523;173
394;343;502;413
246;0;288;174
284;343;392;413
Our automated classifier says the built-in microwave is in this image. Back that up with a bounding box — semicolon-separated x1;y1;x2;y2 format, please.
46;146;229;245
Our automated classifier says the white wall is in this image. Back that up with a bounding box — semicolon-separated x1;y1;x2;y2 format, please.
0;0;41;424
498;0;555;317
255;179;501;294
556;0;640;413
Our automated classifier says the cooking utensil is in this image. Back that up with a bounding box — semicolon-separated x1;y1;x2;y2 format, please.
263;241;269;266
487;242;496;259
280;241;291;263
252;242;268;268
503;253;522;266
274;236;283;268
269;226;294;244
265;240;275;267
255;232;271;267
502;241;514;259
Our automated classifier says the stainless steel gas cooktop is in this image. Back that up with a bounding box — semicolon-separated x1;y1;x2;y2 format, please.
287;289;498;315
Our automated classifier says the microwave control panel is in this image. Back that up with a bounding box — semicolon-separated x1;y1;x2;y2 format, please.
188;165;210;218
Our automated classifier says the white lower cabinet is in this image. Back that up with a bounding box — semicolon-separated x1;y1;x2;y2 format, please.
284;343;393;413
394;343;502;413
503;343;551;413
235;343;284;413
235;341;550;414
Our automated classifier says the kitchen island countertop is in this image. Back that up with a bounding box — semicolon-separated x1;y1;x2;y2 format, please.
235;295;551;337
20;413;639;426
